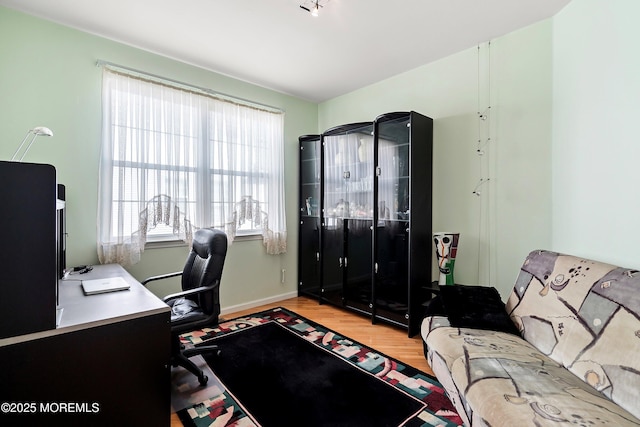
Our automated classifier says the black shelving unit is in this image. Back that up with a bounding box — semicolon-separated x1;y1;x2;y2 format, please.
297;112;433;337
298;135;322;299
372;112;433;336
321;122;375;315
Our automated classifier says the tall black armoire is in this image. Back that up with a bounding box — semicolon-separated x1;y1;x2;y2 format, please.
298;111;433;336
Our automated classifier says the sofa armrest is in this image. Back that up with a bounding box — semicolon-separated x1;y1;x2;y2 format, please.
421;315;451;340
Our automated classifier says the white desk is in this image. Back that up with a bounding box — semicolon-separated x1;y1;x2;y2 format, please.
58;264;168;329
0;264;171;427
0;264;168;346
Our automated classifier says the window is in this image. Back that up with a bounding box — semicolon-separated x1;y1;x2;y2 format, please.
97;66;286;266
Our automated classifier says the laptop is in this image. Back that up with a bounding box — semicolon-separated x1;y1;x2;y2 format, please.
82;277;131;295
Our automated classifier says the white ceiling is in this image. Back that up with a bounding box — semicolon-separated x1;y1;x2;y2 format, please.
1;0;571;102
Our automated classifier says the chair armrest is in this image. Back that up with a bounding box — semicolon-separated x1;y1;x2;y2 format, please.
162;280;219;303
141;271;182;286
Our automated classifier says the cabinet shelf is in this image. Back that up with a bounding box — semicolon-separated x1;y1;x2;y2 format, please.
324;216;374;221
378;175;409;181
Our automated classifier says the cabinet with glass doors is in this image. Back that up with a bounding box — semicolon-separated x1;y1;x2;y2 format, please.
298;135;322;299
321;122;375;315
297;112;433;337
372;112;433;336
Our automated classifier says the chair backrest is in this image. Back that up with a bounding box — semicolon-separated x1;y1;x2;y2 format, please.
182;228;228;317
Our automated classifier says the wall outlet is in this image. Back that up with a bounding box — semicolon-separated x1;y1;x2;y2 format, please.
281;269;286;284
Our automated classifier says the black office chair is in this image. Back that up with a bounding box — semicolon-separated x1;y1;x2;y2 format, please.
142;227;227;386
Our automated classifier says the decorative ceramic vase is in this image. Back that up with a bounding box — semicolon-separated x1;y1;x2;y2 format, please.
433;232;460;285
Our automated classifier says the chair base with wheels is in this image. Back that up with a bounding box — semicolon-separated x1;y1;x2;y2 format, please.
172;335;220;386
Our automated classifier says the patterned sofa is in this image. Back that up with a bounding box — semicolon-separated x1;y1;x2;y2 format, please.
421;250;640;426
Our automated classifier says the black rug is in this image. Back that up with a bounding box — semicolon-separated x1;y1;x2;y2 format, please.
176;307;461;427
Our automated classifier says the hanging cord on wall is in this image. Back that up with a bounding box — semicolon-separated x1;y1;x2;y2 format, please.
474;42;492;285
476;44;491;156
472;178;490;196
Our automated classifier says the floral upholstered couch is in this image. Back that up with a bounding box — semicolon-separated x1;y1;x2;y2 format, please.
421;250;640;426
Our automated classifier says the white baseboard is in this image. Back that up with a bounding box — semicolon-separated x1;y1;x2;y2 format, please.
220;291;298;316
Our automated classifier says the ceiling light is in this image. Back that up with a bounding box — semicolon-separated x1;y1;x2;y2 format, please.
300;0;329;17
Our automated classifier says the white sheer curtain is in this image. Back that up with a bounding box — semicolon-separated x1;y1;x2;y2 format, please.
98;67;286;266
208;101;287;254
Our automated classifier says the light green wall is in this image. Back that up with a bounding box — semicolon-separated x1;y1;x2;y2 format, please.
319;22;554;297
552;0;640;268
6;0;636;307
0;7;318;310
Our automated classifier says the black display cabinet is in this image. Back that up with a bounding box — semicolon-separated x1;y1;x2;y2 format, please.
297;112;433;337
298;135;322;299
321;122;374;315
372;112;433;336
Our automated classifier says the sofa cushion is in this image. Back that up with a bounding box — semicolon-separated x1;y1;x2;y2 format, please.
423;323;530;374
424;325;640;426
438;284;520;335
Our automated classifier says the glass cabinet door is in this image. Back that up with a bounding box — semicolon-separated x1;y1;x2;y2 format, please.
373;114;411;325
298;135;321;298
321;122;374;311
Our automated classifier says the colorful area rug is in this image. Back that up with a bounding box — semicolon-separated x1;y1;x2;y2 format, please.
176;307;462;427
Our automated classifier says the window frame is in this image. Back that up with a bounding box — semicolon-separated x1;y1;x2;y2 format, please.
100;64;285;251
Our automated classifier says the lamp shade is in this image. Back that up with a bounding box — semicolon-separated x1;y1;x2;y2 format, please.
10;126;54;161
33;126;54;137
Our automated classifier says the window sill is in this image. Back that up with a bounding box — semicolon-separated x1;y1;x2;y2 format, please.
144;239;188;250
144;233;262;249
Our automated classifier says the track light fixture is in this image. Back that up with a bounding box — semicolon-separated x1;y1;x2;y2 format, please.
300;0;329;17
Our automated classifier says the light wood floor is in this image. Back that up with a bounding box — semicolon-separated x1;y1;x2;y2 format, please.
170;295;433;426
